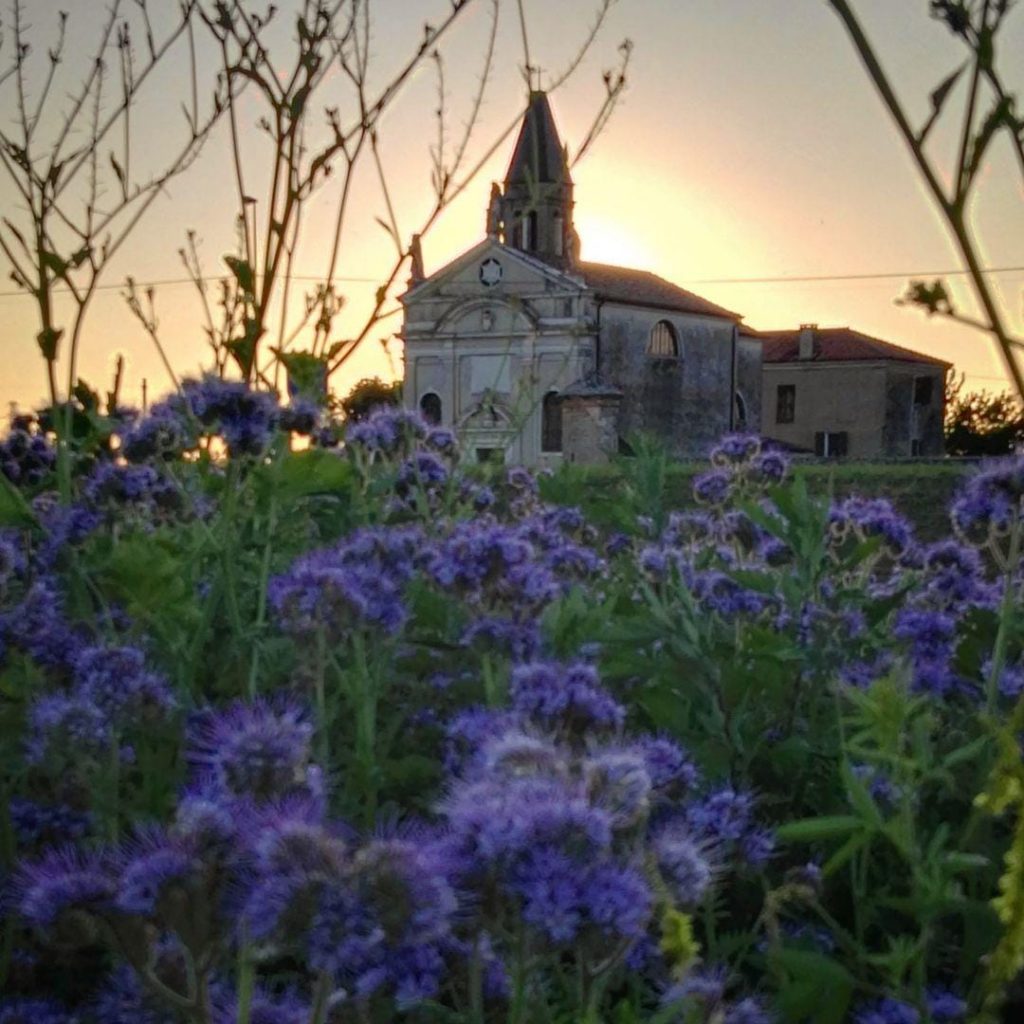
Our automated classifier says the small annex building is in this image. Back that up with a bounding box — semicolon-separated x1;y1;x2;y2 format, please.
400;91;761;466
757;325;950;457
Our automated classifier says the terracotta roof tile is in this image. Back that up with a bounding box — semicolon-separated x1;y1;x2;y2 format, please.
754;327;950;368
578;262;740;320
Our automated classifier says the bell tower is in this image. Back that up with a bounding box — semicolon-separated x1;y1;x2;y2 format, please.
486;91;576;268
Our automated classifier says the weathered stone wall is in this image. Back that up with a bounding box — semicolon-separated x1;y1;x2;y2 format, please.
597;303;735;456
736;336;763;433
885;365;946;456
562;395;622;465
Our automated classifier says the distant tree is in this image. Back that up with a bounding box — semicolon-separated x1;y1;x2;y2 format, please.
944;372;1024;456
339;377;402;422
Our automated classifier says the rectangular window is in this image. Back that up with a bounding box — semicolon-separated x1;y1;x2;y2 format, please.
776;384;795;424
913;376;934;406
814;431;849;458
911;438;923;456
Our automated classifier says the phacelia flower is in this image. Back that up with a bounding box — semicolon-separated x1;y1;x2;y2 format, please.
14;846;115;937
187;697;318;802
654;824;714;906
509;661;625;734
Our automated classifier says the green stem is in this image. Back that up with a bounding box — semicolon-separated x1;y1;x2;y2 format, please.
482;653;499;708
308;971;333;1024
986;514;1022;713
247;459;280;699
0;789;15;990
352;630;378;827
106;736;121;842
468;931;485;1024
219;462;246;648
508;923;529;1024
315;627;330;773
235;939;255;1024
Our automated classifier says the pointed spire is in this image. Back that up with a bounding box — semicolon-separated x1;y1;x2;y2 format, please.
504;91;572;189
492;90;576;267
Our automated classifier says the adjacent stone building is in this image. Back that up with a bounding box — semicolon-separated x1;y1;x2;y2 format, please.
400;91;753;465
758;325;949;457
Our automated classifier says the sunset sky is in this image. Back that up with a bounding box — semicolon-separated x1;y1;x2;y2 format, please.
1;0;1022;413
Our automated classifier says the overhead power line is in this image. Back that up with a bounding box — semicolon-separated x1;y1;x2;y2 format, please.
681;265;1024;286
0;264;1020;301
0;273;382;301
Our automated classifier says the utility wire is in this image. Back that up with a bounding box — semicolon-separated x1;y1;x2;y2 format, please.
681;265;1024;286
0;273;382;300
0;264;1021;301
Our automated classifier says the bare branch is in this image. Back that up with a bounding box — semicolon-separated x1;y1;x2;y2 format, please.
827;0;1024;402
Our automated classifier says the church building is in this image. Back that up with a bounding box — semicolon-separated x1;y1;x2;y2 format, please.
400;92;761;465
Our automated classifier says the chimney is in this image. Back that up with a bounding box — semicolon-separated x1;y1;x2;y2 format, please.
798;324;817;360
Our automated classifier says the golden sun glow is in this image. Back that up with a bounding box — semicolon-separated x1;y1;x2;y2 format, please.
574;213;657;271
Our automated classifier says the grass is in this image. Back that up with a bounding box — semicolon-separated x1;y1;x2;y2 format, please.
540;459;974;541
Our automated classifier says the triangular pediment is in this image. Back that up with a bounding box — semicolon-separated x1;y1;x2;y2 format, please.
401;238;583;306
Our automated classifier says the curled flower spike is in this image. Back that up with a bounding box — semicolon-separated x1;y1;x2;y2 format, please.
14;846;115;945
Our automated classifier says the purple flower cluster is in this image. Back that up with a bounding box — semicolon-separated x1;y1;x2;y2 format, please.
829;496;914;558
121;375;295;460
119;401;194;462
182;376;281;456
951;456;1024;543
19;637;174;771
9;797;92;850
853;997;919;1024
1;576;83;669
82;461;182;515
12;696;463;1014
187;697;319;803
705;433;790;493
439;662;769;963
345;406;429;459
892;607;963;697
662;968;772;1024
270;526;422;637
0;423;56;487
509;661;625;734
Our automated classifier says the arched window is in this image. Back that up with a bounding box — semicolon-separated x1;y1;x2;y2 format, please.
541;390;562;453
734;391;748;429
419;392;442;426
647;320;679;358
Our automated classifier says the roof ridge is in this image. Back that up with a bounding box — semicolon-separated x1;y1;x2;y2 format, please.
760;326;950;367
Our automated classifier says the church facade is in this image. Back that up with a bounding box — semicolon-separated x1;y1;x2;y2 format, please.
400;92;760;465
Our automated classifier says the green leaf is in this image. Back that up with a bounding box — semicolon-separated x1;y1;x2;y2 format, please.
274;448;354;500
943;851;990;873
275;349;328;402
823;831;871;876
775;815;863;843
772;949;855;1024
73;379;100;412
224;255;255;297
941;734;989;771
0;474;36;528
35;326;63;361
225;320;263;377
841;761;884;828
